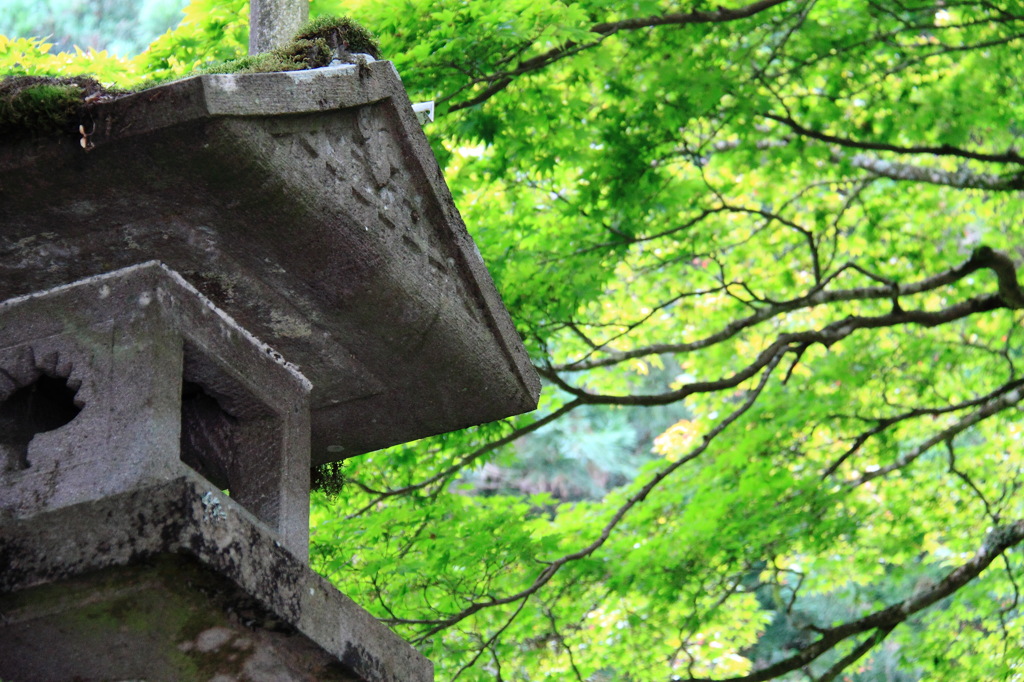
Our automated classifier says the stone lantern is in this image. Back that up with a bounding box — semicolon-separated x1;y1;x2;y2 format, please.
0;59;539;681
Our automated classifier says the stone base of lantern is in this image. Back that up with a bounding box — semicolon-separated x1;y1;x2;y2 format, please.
0;472;432;682
0;263;432;682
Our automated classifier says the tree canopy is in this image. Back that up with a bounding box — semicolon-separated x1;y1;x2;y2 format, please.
5;1;1024;679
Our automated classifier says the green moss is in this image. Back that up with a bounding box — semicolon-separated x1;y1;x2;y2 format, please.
195;36;337;76
280;37;335;66
0;16;381;137
194;53;299;76
0;77;102;137
311;461;347;495
195;15;381;76
294;15;381;59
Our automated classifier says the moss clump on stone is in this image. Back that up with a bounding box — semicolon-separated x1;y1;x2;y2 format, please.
294;15;381;60
0;76;106;137
193;52;305;76
197;15;381;76
0;16;381;138
311;461;347;496
195;36;336;75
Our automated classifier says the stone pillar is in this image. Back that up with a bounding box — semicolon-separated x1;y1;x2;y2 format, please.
250;0;309;54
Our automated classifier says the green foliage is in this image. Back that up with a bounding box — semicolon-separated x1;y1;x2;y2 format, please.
0;0;189;57
7;1;1024;680
139;0;249;81
0;34;141;85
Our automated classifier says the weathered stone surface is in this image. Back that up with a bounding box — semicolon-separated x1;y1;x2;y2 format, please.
0;263;311;558
0;472;432;682
0;60;541;465
0;557;359;682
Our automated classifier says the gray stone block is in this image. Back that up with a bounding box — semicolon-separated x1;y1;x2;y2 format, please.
0;262;311;558
0;473;432;682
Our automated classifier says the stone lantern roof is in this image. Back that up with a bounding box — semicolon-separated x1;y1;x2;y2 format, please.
0;58;540;465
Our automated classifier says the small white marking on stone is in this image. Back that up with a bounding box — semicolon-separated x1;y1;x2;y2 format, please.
195;626;234;652
138;291;152;306
98;284;110;299
213;74;239;93
412;100;435;125
287;63;358;82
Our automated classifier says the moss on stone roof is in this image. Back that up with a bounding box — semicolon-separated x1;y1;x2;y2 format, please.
0;76;111;138
194;15;380;75
0;16;381;138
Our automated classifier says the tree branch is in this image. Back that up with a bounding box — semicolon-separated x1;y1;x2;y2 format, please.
450;596;531;678
846;154;1024;190
764;112;1024;165
852;384;1024;486
447;0;789;111
710;138;1024;190
545;291;1005;407
386;357;782;638
813;626;895;682
555;246;1024;372
687;520;1024;682
343;400;582;518
590;0;790;33
820;377;1024;479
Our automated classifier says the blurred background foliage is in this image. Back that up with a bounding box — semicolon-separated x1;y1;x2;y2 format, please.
0;0;188;56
